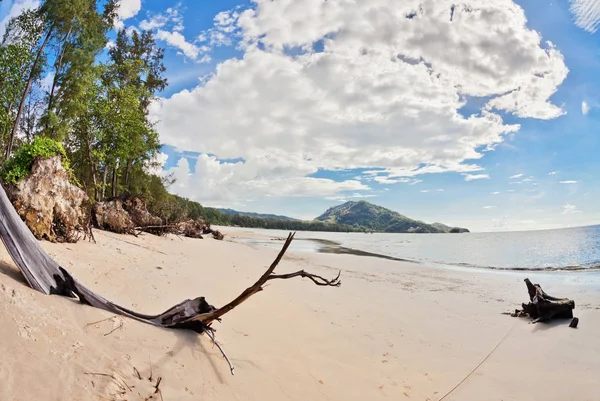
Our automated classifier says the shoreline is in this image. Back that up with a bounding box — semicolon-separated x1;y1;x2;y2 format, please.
223;227;600;274
0;229;599;400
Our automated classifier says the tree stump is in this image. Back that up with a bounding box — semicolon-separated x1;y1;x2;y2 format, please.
512;278;575;323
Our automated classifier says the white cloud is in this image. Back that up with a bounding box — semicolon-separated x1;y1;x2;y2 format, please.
156;31;202;60
510;173;523;178
144;152;169;176
522;176;534;182
139;4;208;61
140;17;166;31
569;0;600;33
559;180;578;184
150;0;569;203
117;0;141;20
507;189;515;192
325;193;377;201
164;154;370;207
197;9;242;48
491;191;500;195
463;174;490;181
113;0;141;29
562;203;582;215
548;171;558;175
420;190;431;193
140;4;184;31
483;205;495;209
582;101;591;115
0;0;40;40
372;176;412;184
39;72;54;92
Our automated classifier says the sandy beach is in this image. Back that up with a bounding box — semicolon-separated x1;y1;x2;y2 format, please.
1;229;599;400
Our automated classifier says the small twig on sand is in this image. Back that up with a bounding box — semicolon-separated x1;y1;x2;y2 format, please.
84;372;131;392
205;327;235;375
154;376;163;398
85;315;117;327
133;367;142;380
103;320;123;336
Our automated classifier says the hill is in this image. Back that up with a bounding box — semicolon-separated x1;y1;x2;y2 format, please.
215;208;298;221
431;222;470;233
316;201;468;233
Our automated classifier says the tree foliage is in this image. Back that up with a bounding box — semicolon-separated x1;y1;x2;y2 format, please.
0;136;69;184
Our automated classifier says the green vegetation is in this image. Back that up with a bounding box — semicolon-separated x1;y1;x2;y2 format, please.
0;137;69;184
431;222;469;233
209;211;361;232
1;0;167;205
316;201;467;233
216;208;298;221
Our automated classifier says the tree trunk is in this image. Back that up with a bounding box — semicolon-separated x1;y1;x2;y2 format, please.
46;26;72;135
124;159;131;187
1;101;14;162
84;133;98;200
111;160;119;198
6;25;54;159
101;165;108;200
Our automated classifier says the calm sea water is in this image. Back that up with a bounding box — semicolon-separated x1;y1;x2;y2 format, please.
223;225;600;271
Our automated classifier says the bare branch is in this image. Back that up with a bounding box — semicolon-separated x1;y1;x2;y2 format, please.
205;327;235;375
269;270;341;286
184;232;341;327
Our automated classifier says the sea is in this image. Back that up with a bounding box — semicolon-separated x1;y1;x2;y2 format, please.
223;224;600;272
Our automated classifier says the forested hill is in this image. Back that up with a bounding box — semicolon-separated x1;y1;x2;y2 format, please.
316;201;469;233
216;208;298;221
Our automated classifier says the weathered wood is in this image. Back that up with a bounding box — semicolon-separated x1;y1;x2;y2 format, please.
0;181;340;338
510;278;575;323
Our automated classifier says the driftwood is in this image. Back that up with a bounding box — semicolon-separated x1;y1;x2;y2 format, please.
0;182;340;373
509;278;575;323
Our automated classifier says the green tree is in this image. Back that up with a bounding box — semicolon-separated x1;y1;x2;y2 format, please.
0;9;45;158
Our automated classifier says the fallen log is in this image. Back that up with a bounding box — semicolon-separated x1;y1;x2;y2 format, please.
509;278;575;323
0;182;340;374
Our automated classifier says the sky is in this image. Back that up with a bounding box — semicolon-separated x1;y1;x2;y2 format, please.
2;0;600;232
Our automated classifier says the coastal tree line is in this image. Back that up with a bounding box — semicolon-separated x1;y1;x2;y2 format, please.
0;0;166;201
0;0;361;233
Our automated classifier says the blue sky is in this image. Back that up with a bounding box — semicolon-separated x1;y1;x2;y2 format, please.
2;0;599;232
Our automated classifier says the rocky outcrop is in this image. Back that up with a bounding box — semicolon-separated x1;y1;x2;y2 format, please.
176;219;204;238
92;199;134;234
122;196;162;227
4;156;89;243
449;227;470;233
92;195;211;239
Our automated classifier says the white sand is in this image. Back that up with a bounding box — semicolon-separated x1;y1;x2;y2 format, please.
0;229;599;400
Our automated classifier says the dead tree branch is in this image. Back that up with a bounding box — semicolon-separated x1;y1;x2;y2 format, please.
185;232;341;327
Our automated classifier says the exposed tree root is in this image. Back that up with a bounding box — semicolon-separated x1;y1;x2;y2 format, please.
508;278;575;323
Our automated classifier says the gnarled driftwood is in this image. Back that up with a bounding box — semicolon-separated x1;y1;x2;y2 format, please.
0;182;340;374
510;278;575;323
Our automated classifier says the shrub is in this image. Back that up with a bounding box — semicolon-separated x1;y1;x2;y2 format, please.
1;137;72;184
